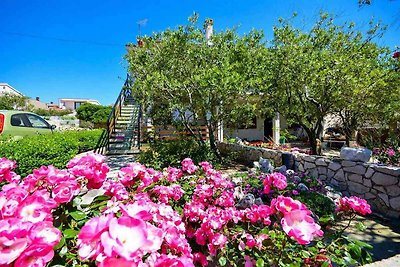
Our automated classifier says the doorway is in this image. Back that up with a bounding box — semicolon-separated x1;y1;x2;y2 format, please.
264;117;273;141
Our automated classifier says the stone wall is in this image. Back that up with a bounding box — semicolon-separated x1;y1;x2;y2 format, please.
218;142;400;218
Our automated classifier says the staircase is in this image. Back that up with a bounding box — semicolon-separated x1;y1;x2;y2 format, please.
95;76;141;155
108;103;141;155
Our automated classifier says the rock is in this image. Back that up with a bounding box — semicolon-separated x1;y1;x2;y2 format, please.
364;179;372;188
342;160;356;167
319;175;327;181
304;162;316;170
258;157;274;173
365;167;375;179
235;137;244;145
348;174;363;183
334;169;345;182
303;156;316;162
386;185;400;197
328;162;341;171
390;196;400;210
327;170;335;179
343;165;366;175
315;158;328;166
236;194;255;209
378;193;390;207
374;166;400;177
297;183;309;192
327;191;342;201
372;172;398;186
364;192;376;200
255;198;264;206
278;165;287;174
340;147;372;162
330;179;339;187
348;181;370;194
317;167;327;175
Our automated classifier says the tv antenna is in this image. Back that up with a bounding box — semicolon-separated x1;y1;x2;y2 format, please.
137;19;148;38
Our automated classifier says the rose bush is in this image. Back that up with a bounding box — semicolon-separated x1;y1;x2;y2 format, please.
0;154;373;266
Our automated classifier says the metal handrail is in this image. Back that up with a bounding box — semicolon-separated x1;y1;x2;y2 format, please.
94;75;135;154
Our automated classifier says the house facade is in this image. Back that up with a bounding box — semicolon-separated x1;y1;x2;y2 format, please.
59;98;100;110
0;83;24;97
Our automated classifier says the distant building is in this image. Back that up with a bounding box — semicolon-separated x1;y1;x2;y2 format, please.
59;98;101;110
0;83;24;97
28;97;48;110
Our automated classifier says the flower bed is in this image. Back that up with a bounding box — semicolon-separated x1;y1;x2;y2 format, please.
0;154;374;266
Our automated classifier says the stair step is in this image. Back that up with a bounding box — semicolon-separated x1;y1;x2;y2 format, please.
107;149;140;155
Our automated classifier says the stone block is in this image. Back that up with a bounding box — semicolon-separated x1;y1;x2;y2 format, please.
372;172;398;186
389;196;400;210
328;162;341;171
334;169;345;182
317;167;327;175
319;175;327;181
386;185;400;197
304;162;316;170
303;156;316;162
364;192;376;200
340;147;372;162
342;160;356;167
364;179;372;188
374;166;400;177
348;181;370;194
315;158;328;166
327;170;335;179
378;193;390;207
348;174;363;183
344;165;366;175
298;164;304;172
365;167;375;179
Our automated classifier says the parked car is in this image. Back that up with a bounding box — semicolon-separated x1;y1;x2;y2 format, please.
0;110;56;139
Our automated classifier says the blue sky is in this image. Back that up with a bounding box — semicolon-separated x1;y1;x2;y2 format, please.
1;0;399;105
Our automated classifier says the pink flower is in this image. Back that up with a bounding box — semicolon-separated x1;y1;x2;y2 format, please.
181;158;198;174
281;209;323;245
166;167;183;182
77;214;113;260
101;216;163;260
272;196;310;215
0;219;31;265
336;196;372;215
387;148;396;157
0;158;19;183
67;152;109;189
393;51;400;58
103;180;129;201
271;172;287;190
52;180;80;204
98;257;137;267
193;252;208;267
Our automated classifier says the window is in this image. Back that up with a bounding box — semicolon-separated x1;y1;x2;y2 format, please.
10;114;30;127
74;102;85;109
25;114;50;128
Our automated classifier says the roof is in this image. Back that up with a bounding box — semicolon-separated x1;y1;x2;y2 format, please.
59;98;100;104
0;83;24;97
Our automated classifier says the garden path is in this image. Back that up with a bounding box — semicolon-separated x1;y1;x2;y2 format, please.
105;154;136;178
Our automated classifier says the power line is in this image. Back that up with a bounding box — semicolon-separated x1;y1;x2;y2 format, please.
0;30;126;47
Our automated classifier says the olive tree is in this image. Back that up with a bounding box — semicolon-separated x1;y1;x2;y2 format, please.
125;14;265;157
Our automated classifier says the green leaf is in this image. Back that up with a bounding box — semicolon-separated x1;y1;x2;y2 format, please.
63;229;79;239
218;257;227;266
321;261;330;267
256;258;265;267
69;211;87;221
355;221;367;231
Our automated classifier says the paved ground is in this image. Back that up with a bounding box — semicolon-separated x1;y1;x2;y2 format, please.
105;154;136;178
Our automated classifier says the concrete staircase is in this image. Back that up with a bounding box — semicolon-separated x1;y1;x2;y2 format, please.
107;104;140;155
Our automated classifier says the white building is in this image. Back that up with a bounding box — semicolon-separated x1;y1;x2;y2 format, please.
0;83;24;97
59;98;101;110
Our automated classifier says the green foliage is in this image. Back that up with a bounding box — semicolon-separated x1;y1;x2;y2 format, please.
0;130;102;176
92;106;112;124
76;103;111;124
33;108;73;117
259;13;398;152
0;93;28;110
138;138;219;169
126;14;266;155
294;192;336;218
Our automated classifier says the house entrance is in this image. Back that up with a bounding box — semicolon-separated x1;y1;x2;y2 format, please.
264;117;273;141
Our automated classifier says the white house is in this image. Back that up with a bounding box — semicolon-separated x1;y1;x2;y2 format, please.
0;83;24;97
59;98;101;111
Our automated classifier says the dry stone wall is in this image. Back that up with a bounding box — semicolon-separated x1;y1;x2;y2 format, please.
218;142;400;218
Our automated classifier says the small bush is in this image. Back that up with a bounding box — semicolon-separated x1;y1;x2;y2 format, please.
34;108;73;117
138;138;218;169
0;130;102;176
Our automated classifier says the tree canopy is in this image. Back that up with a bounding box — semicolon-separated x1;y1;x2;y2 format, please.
0;94;27;110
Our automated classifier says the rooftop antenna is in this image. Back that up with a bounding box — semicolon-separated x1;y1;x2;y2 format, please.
137;18;148;38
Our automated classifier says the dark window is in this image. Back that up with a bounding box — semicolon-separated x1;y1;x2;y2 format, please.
10;114;30;127
74;102;85;109
25;114;50;128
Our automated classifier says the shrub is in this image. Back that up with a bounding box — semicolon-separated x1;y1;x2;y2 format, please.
33;108;73;117
0;130;102;176
138;138;218;169
0;155;373;266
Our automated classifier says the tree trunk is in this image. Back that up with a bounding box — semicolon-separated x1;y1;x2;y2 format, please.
208;123;222;160
303;126;318;155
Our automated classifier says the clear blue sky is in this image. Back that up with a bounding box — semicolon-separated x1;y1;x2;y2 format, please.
1;0;399;105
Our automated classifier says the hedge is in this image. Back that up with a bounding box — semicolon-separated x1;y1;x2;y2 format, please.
0;130;102;177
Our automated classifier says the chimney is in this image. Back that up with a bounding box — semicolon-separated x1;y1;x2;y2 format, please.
205;19;214;46
36;97;40;101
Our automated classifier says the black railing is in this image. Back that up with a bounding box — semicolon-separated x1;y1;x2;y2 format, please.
94;74;139;154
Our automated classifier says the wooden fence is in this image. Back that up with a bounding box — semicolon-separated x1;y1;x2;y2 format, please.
141;125;209;141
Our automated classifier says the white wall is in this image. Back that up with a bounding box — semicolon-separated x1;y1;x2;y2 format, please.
0;84;23;97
